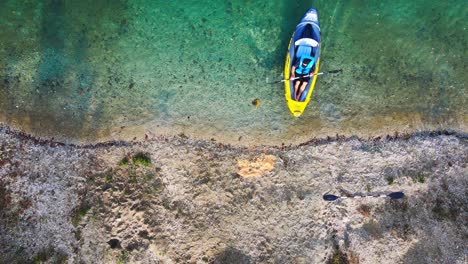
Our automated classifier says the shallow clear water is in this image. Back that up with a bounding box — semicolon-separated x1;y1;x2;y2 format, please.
0;0;466;145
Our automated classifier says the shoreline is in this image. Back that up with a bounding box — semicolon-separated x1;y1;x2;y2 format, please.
1;122;466;150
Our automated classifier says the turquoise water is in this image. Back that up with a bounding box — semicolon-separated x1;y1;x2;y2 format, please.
0;0;466;145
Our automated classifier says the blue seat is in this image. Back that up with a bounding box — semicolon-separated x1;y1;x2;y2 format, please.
296;45;312;58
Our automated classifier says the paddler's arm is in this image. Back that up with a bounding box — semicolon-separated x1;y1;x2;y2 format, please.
309;67;316;77
290;66;296;80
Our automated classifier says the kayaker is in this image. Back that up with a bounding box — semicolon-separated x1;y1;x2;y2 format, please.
290;56;315;101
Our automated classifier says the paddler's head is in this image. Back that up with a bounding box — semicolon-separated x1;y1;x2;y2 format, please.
302;58;312;67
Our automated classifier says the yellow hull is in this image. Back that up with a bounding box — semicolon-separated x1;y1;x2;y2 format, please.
284;37;321;117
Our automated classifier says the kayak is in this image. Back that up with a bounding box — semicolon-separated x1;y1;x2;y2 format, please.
284;8;321;117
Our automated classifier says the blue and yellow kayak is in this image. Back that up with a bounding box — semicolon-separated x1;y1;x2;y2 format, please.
284;8;321;117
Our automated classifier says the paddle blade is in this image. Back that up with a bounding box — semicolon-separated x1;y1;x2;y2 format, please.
388;192;404;199
323;194;339;201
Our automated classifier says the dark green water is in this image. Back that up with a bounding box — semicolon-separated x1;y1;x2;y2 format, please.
1;0;466;145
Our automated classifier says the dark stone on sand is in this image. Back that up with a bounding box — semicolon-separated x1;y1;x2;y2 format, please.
107;239;121;249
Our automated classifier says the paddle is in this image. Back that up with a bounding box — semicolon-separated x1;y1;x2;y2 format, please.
268;69;343;84
323;191;405;201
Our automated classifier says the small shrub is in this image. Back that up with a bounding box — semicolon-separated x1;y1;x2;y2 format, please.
34;249;50;263
74;229;82;241
327;249;349;264
118;157;129;167
387;176;394;185
413;174;425;183
132;153;151;167
117;251;129;264
105;175;113;183
72;204;91;227
34;247;67;264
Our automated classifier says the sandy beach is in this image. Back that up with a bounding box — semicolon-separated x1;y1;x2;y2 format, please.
1;124;466;263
